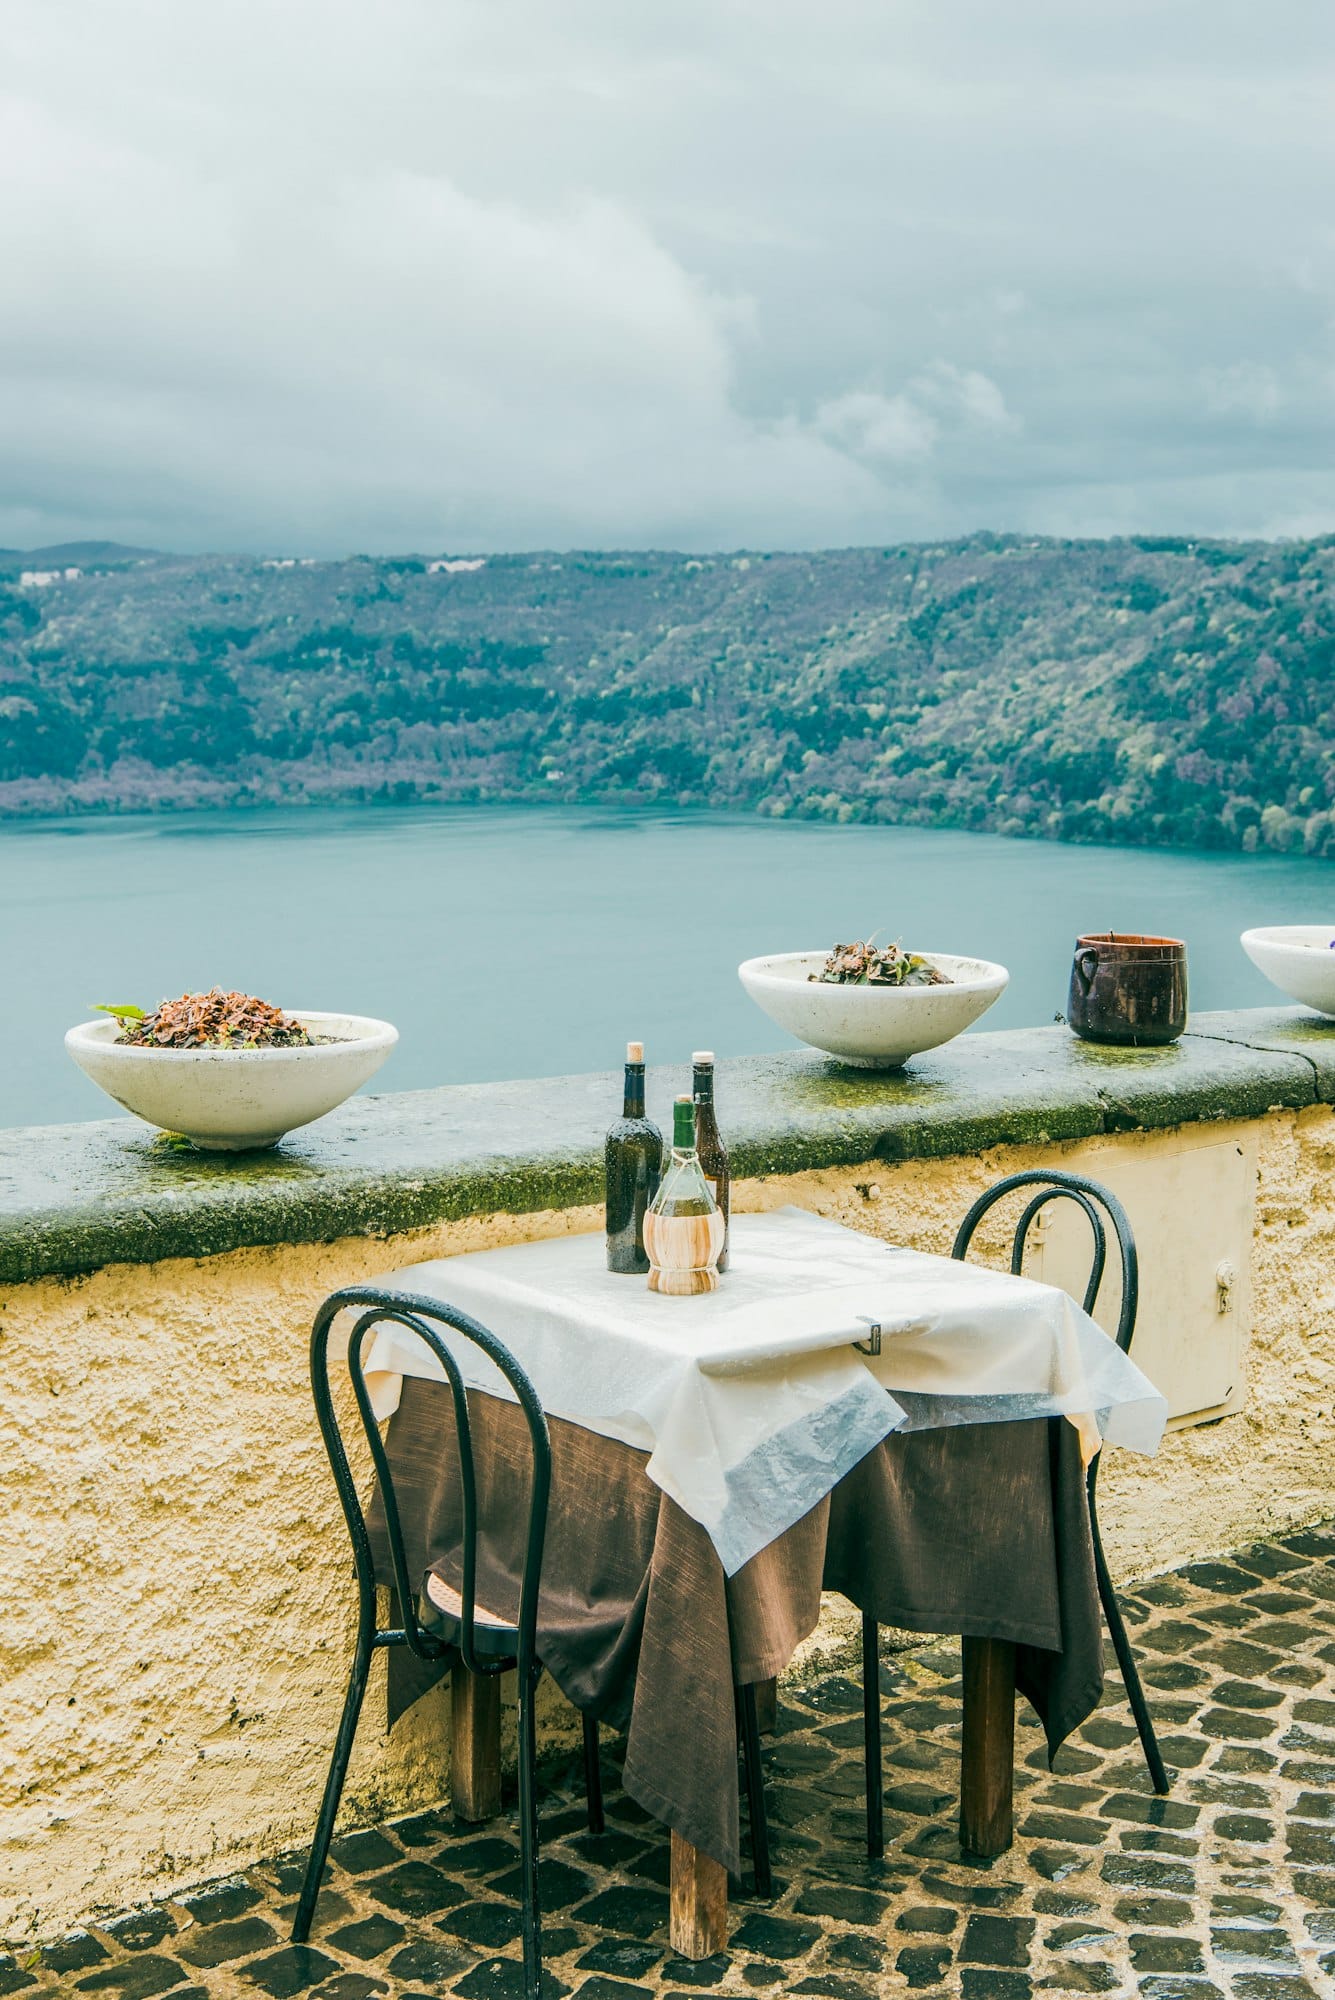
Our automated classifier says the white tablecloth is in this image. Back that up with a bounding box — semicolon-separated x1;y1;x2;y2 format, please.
342;1206;1166;1575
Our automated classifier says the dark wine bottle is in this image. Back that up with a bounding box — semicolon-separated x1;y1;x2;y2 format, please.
692;1050;730;1273
605;1041;663;1274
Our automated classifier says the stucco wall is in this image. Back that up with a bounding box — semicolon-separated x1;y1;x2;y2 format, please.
5;1108;1334;1941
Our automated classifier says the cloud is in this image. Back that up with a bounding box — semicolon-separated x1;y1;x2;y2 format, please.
1;0;1334;553
813;392;940;465
1201;363;1281;422
813;366;1017;471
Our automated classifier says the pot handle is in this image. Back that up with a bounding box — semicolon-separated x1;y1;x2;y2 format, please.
1072;946;1100;995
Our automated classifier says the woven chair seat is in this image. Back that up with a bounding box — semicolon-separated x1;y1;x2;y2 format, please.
422;1569;519;1656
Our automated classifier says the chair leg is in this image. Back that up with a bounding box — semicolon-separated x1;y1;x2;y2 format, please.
517;1667;545;2000
1090;1498;1170;1795
582;1713;605;1836
292;1641;372;1943
737;1683;773;1900
862;1611;884;1859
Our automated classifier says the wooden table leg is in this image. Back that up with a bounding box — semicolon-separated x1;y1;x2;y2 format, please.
753;1675;778;1736
670;1831;727;1959
960;1636;1016;1856
450;1661;502;1821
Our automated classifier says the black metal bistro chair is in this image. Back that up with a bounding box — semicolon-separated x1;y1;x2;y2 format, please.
293;1285;772;2000
857;1170;1170;1859
292;1287;559;1999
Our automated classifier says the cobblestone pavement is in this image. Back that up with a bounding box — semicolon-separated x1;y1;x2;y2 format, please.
10;1525;1335;2000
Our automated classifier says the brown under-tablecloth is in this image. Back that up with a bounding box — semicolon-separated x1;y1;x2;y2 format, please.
369;1379;1102;1874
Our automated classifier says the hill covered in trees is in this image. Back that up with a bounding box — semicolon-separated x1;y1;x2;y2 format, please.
1;532;1332;855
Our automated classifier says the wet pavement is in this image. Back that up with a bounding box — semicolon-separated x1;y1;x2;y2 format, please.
9;1524;1335;1999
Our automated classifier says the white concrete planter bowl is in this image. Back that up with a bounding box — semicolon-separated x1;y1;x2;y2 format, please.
1241;926;1335;1018
64;1011;398;1150
738;950;1009;1069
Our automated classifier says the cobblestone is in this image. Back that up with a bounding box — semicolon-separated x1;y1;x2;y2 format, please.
10;1528;1335;1996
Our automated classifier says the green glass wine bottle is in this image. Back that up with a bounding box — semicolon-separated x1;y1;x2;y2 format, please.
605;1041;663;1274
644;1095;725;1295
692;1051;730;1273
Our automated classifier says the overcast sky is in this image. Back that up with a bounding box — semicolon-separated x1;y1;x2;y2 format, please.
3;1;1334;556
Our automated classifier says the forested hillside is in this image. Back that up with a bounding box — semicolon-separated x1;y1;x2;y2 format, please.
2;532;1333;854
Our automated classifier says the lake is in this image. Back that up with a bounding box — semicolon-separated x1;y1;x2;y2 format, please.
2;803;1331;1131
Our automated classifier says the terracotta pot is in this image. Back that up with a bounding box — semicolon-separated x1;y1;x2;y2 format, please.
1066;933;1188;1047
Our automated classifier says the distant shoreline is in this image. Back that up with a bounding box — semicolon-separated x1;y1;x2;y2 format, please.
3;796;1332;882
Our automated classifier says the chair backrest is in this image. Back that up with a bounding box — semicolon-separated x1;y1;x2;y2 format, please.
951;1168;1140;1356
310;1285;552;1678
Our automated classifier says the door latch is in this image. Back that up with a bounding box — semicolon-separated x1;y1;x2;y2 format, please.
1215;1260;1237;1315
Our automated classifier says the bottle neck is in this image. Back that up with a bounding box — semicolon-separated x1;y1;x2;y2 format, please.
622;1062;646;1118
693;1065;715;1106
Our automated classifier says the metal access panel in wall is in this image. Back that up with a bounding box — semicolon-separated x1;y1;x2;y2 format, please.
1025;1126;1257;1429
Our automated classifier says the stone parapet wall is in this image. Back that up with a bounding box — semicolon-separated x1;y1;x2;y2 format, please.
5;1007;1332;1290
4;1009;1335;1940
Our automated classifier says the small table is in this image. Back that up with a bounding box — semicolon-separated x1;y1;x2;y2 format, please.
448;1634;1019;1954
358;1208;1164;1958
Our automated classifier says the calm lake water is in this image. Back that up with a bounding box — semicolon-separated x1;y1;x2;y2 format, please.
2;803;1332;1131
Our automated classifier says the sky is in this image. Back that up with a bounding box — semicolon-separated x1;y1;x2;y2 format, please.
3;0;1334;557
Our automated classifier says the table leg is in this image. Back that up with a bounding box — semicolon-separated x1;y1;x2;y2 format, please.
670;1830;728;1958
450;1661;502;1821
960;1636;1016;1856
753;1676;778;1736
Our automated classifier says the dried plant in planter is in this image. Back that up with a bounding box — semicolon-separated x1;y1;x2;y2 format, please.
95;989;313;1049
809;940;953;988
